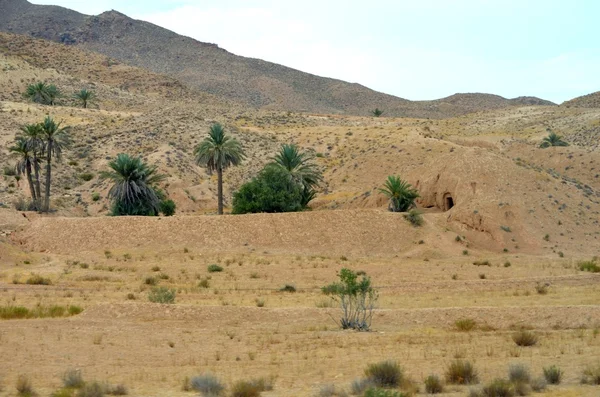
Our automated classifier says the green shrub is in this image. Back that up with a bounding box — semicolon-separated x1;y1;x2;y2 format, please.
77;381;104;397
26;274;52;285
144;276;157;285
91;192;100;202
543;365;562;384
350;378;373;395
581;363;600;385
232;165;304;214
190;374;224;396
512;330;537;347
0;305;82;320
403;209;423;226
508;364;530;384
455;318;477;332
159;199;176;216
424;374;443;394
445;360;479;385
529;377;546;392
280;284;296;293
364;361;403;388
68;305;83;315
79;173;94;182
0;306;30;319
481;379;514;397
230;377;273;397
363;388;407;397
208;264;223;273
16;374;34;397
578;260;600;273
63;369;84;388
148;287;176;304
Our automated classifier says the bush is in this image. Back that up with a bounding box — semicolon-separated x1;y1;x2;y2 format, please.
159;199;176;216
512;330;537;347
230;379;264;397
322;268;377;331
232;165;304;214
481;379;514;397
578;260;600;273
208;264;223;273
16;374;34;397
455;318;477;332
363;389;406;397
534;283;548;295
280;284;296;293
107;384;127;395
508;364;530;384
473;260;491;267
62;369;84;388
542;365;562;384
148;287;176;304
445;360;479;384
529;377;546;392
77;382;104;397
424;374;443;394
364;361;403;388
26;274;52;285
92;193;101;202
403;209;423;226
581;363;600;385
350;378;373;395
79;173;94;182
190;374;224;396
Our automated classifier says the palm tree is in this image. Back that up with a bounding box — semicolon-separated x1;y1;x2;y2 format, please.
194;123;245;215
379;176;419;212
19;123;44;207
39;116;71;212
73;89;96;108
540;131;568;148
271;144;322;208
100;154;165;215
8;136;39;205
24;82;60;105
371;108;384;117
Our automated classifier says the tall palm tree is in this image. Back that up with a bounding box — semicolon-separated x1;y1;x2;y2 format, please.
39;116;71;212
194;123;245;215
73;89;96;108
19;123;44;207
8;136;39;205
379;176;419;212
101;154;165;216
540;131;568;148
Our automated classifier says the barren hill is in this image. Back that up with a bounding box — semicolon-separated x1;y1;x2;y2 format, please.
0;0;556;118
563;90;600;109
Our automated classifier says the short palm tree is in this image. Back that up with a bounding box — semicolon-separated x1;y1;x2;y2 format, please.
39;116;71;212
271;144;322;208
8;136;39;205
24;82;60;105
194;123;245;214
73;89;96;108
540;131;568;148
101;154;165;215
379;176;419;212
371;108;384;117
19;123;45;207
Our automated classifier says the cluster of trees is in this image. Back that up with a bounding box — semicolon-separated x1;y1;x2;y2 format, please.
24;81;96;108
9;116;71;212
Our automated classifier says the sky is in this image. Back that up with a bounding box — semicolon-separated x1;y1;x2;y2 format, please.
29;0;600;103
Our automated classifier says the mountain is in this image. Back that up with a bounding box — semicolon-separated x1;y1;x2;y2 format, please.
0;0;558;118
562;91;600;108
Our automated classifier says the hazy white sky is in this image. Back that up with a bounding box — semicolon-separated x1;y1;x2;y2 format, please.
30;0;600;103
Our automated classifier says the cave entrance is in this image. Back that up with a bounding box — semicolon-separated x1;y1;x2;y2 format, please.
444;195;454;211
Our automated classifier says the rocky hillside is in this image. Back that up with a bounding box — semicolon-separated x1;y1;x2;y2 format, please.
562;91;600;109
0;0;556;118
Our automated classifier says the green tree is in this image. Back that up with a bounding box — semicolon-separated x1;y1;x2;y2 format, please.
232;165;304;214
322;268;378;331
39;116;71;212
24;82;61;105
101;154;166;216
73;89;96;109
19;123;44;208
270;144;322;208
540;131;568;148
379;176;419;212
8;136;39;206
371;108;384;117
194;123;245;214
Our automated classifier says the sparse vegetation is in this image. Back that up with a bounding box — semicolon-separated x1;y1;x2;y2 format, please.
455;318;477;332
403;209;423;226
364;360;403;388
190;374;225;396
578;259;600;273
512;330;538;347
581;363;600;385
322;268;377;331
543;365;562;384
208;264;223;273
148;286;176;304
445;360;479;384
424;374;444;394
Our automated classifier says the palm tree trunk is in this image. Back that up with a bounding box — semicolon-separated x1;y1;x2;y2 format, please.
217;166;223;215
44;140;53;212
32;152;41;210
25;162;37;204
